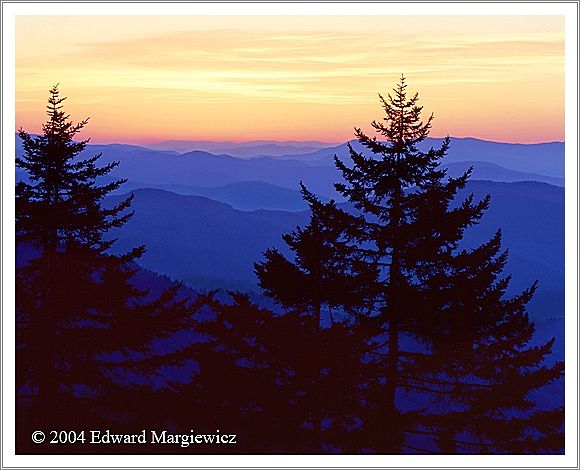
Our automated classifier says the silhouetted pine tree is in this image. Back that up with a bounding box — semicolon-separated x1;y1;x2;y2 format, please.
330;75;563;453
255;184;381;452
255;75;563;454
16;85;189;445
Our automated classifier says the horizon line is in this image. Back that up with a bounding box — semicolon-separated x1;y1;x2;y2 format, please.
87;137;568;147
13;130;565;147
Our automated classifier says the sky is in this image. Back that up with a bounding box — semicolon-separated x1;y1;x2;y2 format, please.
15;15;564;144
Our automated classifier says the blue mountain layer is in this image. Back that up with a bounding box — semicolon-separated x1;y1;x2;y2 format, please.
105;180;563;323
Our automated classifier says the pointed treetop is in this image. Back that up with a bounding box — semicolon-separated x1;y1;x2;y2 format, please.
368;74;434;151
42;84;90;141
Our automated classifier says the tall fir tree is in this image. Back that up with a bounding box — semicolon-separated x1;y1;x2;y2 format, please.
15;85;189;445
255;75;563;453
255;184;381;452
332;75;563;453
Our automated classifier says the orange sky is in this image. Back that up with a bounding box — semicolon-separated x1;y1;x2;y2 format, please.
15;16;564;144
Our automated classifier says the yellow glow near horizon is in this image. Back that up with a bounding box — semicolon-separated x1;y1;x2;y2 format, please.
16;16;564;144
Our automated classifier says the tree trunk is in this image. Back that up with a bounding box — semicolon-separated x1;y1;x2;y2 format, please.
38;227;59;425
384;162;403;453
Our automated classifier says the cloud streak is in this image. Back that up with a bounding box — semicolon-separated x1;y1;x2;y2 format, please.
16;16;564;143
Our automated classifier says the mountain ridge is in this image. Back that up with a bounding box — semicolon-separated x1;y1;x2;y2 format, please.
106;180;563;322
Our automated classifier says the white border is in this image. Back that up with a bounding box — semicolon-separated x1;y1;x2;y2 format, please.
1;1;578;16
563;4;579;467
2;2;578;468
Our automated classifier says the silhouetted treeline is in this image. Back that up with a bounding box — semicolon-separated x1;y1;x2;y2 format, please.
15;80;563;454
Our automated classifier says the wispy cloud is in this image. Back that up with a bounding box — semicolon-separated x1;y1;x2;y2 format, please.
16;17;564;142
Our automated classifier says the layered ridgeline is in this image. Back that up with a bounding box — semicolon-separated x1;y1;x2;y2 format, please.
103;180;564;324
16;135;564;208
16;134;564;323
